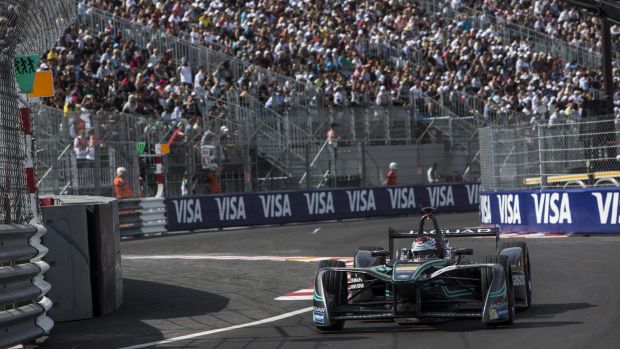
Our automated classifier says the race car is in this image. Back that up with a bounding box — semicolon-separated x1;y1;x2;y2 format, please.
312;207;532;330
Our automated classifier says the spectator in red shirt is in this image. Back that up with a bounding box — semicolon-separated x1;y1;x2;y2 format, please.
384;162;398;186
167;122;185;146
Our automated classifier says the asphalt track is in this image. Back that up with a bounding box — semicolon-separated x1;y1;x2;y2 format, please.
39;212;620;349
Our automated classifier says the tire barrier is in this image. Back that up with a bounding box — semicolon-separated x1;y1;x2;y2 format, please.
166;183;481;231
0;224;52;349
481;187;620;233
119;198;167;237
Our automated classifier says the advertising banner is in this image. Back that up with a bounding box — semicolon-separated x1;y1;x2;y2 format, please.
480;188;620;233
166;183;481;231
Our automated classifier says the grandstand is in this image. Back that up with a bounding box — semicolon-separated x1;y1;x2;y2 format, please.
33;0;620;197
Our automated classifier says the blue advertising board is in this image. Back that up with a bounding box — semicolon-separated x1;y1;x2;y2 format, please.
480;188;620;233
166;183;481;231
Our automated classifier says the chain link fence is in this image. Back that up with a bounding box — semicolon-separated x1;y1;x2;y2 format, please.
0;1;76;224
480;117;620;191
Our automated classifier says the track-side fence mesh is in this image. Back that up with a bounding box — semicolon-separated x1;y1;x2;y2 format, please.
0;1;76;224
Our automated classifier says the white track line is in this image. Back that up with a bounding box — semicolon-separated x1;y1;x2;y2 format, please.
118;307;312;349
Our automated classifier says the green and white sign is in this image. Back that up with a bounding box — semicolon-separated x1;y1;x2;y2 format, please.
14;55;39;93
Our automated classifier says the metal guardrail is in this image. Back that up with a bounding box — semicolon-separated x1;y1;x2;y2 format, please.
118;198;167;237
0;224;53;349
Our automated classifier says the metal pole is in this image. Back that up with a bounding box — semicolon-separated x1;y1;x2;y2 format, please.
305;143;311;189
360;142;367;187
93;114;101;196
602;18;615;104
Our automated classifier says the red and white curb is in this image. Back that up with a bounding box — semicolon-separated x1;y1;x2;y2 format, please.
275;258;354;301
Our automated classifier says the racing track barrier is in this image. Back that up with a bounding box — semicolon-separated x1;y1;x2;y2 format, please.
119;198;167;237
166;183;481;231
0;224;52;349
481;187;620;234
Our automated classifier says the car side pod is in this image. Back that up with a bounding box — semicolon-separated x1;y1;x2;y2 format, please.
481;259;515;326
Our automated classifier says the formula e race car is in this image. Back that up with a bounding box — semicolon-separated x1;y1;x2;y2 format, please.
312;208;532;330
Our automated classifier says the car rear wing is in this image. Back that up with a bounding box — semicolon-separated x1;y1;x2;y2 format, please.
388;227;499;257
388;227;499;239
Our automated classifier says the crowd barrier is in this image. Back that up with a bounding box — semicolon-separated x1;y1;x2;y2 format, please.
480;188;620;233
166;183;481;231
0;224;52;349
118;198;167;237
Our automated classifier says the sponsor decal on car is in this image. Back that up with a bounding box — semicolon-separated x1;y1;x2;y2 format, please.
350;277;364;290
313;306;326;324
513;273;525;286
488;301;508;320
397;265;418;271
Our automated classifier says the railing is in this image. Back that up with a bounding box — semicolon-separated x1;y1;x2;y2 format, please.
118;198;167;237
299;140;329;185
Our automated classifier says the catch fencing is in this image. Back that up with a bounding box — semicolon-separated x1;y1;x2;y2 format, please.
0;1;76;348
33;105;142;197
479;117;620;191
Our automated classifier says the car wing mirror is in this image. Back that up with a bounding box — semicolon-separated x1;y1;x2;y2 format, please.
371;250;391;258
454;248;473;256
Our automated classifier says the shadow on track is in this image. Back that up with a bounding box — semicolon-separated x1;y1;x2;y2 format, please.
40;278;229;349
306;302;593;335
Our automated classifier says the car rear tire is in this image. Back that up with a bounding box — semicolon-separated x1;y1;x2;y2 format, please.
499;241;532;308
316;259;346;331
482;255;515;326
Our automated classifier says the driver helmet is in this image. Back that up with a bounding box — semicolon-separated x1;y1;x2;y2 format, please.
412;235;438;259
389;162;398;170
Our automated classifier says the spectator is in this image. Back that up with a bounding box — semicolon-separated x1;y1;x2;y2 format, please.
73;129;89;160
167;121;186;146
205;164;221;193
427;162;439;184
327;122;339;158
384;162;399;186
113;166;134;199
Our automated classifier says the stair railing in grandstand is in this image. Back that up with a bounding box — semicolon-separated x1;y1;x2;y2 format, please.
413;0;601;69
229;91;320;179
299;139;329;185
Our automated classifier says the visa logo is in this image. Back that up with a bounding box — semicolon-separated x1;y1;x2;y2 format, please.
466;184;480;205
215;196;246;221
387;187;416;209
304;192;335;215
427;186;454;207
258;194;292;218
346;189;376;212
497;194;521;224
480;195;492;224
531;193;572;224
592;192;620;224
172;199;203;224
